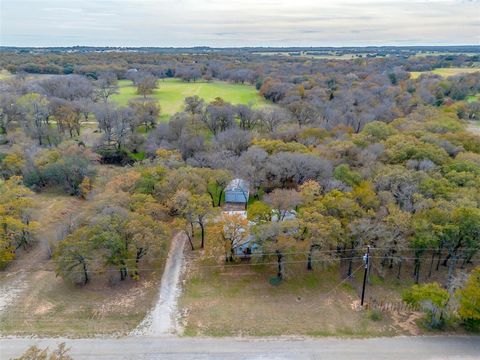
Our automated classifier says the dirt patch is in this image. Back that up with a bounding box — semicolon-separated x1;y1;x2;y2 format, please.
467;121;480;135
93;280;152;318
34;302;54;315
390;311;422;335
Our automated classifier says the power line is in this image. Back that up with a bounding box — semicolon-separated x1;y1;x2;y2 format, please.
3;254;478;275
3;246;479;265
0;257;368;275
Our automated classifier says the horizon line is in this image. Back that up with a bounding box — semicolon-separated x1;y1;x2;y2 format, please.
1;44;480;50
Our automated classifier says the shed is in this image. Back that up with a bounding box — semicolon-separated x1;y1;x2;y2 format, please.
225;179;249;204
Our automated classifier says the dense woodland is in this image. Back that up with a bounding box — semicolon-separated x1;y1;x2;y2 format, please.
0;49;479;331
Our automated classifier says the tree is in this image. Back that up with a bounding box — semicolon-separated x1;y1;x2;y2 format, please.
288;100;317;128
403;282;449;329
334;164;362;187
218;213;250;262
0;93;21;135
257;108;288;132
199;168;232;207
201;98;235;136
0;151;25;179
95;71;118;102
253;219;300;280
247;201;272;223
236;104;257;130
299;180;322;206
215;128;252;156
52;102;81;138
136;73;158;99
299;205;342;270
456;266;480;331
184;95;205;115
378;204;411;279
266;152;333;188
0;177;38;268
24;145;98;196
17;93;55;146
238;147;268;199
125;213;169;278
75;97;94;122
443;208;480;289
318;190;365;276
264;188;302;221
129;99;160;130
39;74;93;101
172;189;213;248
55;227;95;285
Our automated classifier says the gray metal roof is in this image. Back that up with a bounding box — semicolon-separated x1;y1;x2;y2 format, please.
225;178;249;192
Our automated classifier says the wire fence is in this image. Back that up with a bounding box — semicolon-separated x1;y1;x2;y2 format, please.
364;297;417;313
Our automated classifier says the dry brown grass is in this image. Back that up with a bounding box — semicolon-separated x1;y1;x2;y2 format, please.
179;254;423;337
0;269;162;337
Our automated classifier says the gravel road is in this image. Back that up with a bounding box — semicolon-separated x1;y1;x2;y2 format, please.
133;232;186;336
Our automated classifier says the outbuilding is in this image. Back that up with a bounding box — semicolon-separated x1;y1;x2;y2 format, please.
225;179;249;204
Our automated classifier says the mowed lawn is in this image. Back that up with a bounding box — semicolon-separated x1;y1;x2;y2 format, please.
111;79;269;121
410;67;480;79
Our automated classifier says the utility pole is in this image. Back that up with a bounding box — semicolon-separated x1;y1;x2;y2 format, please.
360;245;370;306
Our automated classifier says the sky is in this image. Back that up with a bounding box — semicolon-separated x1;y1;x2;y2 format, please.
0;0;479;47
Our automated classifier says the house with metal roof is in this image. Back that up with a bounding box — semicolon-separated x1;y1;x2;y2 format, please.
224;178;249;204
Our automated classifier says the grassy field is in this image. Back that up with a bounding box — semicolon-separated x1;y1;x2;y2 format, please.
410;67;480;79
466;94;480;103
0;269;162;337
0;70;12;80
179;254;425;337
111;79;269;121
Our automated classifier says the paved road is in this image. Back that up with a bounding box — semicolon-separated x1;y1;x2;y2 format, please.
133;232;186;336
1;336;479;360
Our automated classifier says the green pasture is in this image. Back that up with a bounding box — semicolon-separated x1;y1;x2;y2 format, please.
111;79;269;121
410;67;480;79
0;70;12;80
466;94;480;103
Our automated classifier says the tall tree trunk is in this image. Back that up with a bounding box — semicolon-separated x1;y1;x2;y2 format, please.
442;253;451;267
428;251;435;278
82;261;89;285
446;253;458;289
307;246;313;271
199;222;205;249
185;231;194;251
120;267;127;281
436;249;442;271
414;259;420;284
208;192;215;207
217;189;224;207
461;252;475;269
276;250;284;280
397;258;402;280
347;243;355;277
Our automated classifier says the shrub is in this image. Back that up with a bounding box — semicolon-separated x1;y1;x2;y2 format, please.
334;164;362;187
403;283;450;329
456;267;480;331
368;309;383;322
